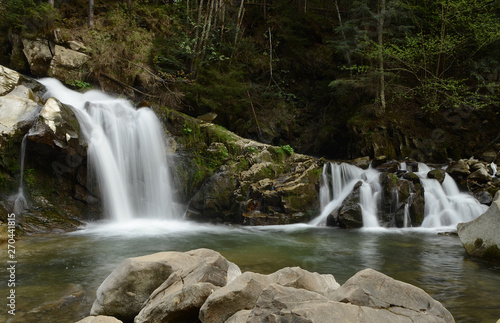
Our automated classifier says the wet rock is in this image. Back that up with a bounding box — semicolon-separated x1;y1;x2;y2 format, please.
468;168;491;183
473;190;493;205
458;192;500;263
376;160;400;173
351;156;370;169
446;159;470;182
337;181;363;228
428;168;446;184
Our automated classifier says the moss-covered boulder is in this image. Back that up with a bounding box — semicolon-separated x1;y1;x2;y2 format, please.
161;107;322;225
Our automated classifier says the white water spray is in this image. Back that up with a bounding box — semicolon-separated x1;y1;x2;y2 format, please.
12;134;28;213
416;163;487;228
310;163;380;227
314;161;487;230
39;79;177;221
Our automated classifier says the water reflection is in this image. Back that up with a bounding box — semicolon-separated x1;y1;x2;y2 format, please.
1;222;499;322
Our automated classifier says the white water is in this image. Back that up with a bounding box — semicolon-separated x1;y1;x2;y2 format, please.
491;162;497;177
12;134;28;213
39;79;177;221
416;163;487;228
310;163;381;227
313;161;487;230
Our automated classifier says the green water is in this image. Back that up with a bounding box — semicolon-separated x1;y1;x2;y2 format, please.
1;220;499;322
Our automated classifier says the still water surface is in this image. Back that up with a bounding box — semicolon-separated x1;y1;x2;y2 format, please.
1;220;499;322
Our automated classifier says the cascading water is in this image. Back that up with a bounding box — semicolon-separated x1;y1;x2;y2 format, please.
39;79;177;221
314;161;487;229
310;162;381;227
12;134;28;214
416;163;487;228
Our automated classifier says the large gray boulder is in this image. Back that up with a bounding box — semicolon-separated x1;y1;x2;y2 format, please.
247;283;423;323
331;268;455;322
90;249;240;322
48;45;90;82
134;249;241;323
22;38;53;76
76;316;123;323
457;191;500;263
198;266;340;323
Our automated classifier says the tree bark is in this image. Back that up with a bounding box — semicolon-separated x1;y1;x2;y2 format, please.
88;0;95;28
377;0;386;115
48;0;54;7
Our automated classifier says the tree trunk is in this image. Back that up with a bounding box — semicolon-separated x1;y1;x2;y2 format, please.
234;0;245;45
377;0;386;115
88;0;95;28
48;0;54;7
335;0;351;67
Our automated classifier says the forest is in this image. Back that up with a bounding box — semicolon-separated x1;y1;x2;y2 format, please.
1;0;499;161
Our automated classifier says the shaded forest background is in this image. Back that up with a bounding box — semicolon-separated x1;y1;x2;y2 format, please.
1;0;499;162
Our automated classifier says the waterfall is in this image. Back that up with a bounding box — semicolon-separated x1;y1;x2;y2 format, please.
492;162;497;177
13;134;28;213
39;79;177;221
310;162;380;227
314;161;487;229
417;163;487;228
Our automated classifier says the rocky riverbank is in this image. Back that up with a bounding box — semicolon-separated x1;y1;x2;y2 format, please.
79;248;455;323
0;64;499;238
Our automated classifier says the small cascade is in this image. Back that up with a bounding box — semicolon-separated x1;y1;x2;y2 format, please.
310;162;381;227
402;193;414;228
314;161;488;229
491;162;497;177
12;134;28;213
416;163;487;228
39;79;177;221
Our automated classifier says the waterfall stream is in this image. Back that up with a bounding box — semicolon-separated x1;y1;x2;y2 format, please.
39;79;177;221
313;161;488;229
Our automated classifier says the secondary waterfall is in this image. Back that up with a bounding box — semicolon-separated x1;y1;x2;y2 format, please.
416;163;487;228
313;161;487;229
39;79;177;221
311;163;381;227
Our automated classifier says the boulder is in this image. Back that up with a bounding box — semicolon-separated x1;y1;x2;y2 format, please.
468;167;491;183
90;249;240;322
135;249;241;323
331;268;455;322
269;266;340;296
0;84;41;136
199;266;340;323
446;159;470;182
0;65;20;96
247;283;426;323
457;192;500;263
199;271;273;323
427;168;446;184
0;68;43;169
22;38;53;76
225;310;251;323
48;45;90;82
337;181;363;228
76;316;123;323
